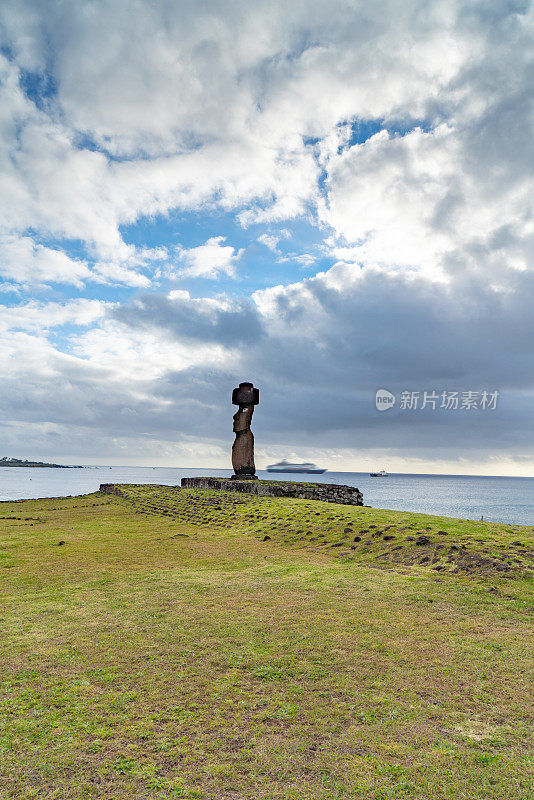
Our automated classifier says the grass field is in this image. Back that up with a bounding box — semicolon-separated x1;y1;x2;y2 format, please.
0;485;533;799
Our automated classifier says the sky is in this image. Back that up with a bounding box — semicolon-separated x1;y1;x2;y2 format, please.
0;0;533;475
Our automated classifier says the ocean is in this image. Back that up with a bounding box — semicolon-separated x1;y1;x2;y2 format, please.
0;466;532;525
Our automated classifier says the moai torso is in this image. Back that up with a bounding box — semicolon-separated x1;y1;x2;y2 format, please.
232;405;255;475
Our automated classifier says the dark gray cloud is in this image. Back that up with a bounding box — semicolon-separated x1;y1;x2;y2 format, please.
5;264;522;458
110;293;265;345
0;270;531;465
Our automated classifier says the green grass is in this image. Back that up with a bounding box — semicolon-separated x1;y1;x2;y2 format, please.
106;484;534;577
0;486;532;799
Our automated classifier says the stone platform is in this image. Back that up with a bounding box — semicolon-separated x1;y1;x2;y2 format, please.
180;477;363;506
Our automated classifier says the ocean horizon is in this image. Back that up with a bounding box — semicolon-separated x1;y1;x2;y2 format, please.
1;466;532;526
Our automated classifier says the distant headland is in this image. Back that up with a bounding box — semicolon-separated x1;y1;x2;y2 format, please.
0;457;80;468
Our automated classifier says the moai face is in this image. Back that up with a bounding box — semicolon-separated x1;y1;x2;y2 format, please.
233;405;253;432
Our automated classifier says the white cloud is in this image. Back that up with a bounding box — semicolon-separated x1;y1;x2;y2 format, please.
69;323;228;383
258;233;281;253
277;253;316;267
176;236;244;279
1;0;529;289
0;0;480;265
321;126;457;279
167;289;191;301
0;235;92;287
0;298;107;333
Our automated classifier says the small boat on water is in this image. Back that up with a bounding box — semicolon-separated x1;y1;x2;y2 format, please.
370;469;388;477
266;459;327;474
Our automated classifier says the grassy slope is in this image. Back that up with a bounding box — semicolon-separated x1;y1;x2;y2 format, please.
0;486;532;800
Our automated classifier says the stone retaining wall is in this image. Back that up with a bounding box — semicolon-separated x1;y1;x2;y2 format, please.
99;483;128;496
180;477;363;506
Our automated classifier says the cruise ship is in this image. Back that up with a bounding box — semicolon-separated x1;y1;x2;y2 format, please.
266;459;327;474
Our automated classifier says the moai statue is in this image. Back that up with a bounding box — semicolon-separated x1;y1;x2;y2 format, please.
231;381;259;479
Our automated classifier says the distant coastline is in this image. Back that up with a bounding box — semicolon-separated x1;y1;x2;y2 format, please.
0;457;80;469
